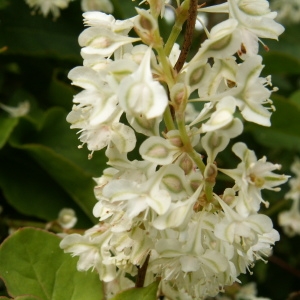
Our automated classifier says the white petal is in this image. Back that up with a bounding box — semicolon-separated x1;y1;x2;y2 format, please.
111;123;136;153
140;136;178;165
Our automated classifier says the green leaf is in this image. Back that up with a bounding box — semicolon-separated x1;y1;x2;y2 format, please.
289;90;300;109
19;144;99;222
262;51;300;75
0;0;9;10
111;0;137;19
12;296;42;300
47;70;74;111
246;97;300;151
6;107;106;224
0;228;103;300
0;148;91;227
111;281;159;300
8;89;45;127
13;107;106;175
263;23;300;59
0;0;82;61
0;115;18;149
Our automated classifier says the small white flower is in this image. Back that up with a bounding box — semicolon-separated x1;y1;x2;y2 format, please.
272;0;300;24
140;127;199;165
199;0;284;57
279;157;300;236
236;282;271;300
57;208;77;229
228;0;284;39
220;142;289;215
214;195;274;249
152;184;202;229
193;19;241;61
25;0;71;19
233;55;273;126
60;224;117;282
102;165;173;218
118;48;168;119
201;96;236;132
79;27;140;58
285;157;300;201
83;11;135;34
278;198;300;237
0;101;30;118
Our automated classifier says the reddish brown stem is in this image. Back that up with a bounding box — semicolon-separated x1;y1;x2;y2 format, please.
269;255;300;278
135;253;151;288
174;0;198;72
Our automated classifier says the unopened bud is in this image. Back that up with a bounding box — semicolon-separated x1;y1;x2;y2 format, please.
170;83;188;108
222;188;236;206
178;153;194;175
166;130;183;147
58;208;77;229
162;174;184;194
204;163;217;183
186;61;207;92
134;8;158;45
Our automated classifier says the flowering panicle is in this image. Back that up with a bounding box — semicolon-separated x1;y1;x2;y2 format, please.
60;0;288;299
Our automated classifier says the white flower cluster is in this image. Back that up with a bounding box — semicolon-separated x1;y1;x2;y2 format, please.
60;1;288;299
278;158;300;237
25;0;113;19
272;0;300;24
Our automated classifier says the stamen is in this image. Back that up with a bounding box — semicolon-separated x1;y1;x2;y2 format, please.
258;38;270;52
196;15;210;38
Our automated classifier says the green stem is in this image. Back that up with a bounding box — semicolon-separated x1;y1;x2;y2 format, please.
154;45;177;131
176;109;215;202
165;0;190;56
203;163;217;203
204;183;214;202
164;0;191;56
164;105;176;131
155;45;175;86
2;218;85;234
176;111;205;174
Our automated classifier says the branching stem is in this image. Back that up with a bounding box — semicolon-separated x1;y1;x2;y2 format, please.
174;0;198;72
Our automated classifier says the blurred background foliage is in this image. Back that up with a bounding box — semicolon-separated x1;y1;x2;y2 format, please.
0;0;299;299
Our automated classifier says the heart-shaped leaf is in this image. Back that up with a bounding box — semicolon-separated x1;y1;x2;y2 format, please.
0;228;103;300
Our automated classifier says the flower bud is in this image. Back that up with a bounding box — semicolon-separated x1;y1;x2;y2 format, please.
134;8;159;46
170;83;189;109
222;188;236;206
185;61;209;92
166;130;183;148
58;208;77;229
140;136;177;165
177;153;194;175
204;163;218;184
